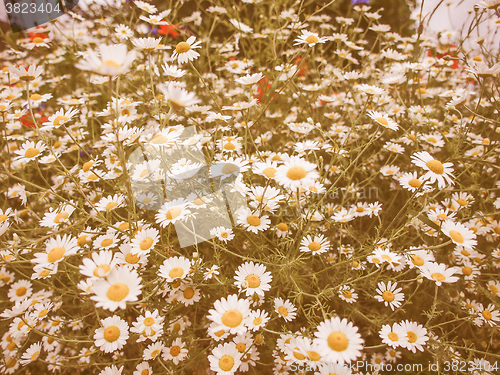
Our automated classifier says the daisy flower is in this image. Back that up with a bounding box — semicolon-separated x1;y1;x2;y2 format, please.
235;72;265;85
131;309;165;341
399;320;428;353
237;209;270;234
131;37;162;52
293;30;329;46
210;226;235;242
14;141;46;163
275;156;319;190
155;199;192;227
420;262;459;286
130;227;159;254
159;82;200;110
234;261;273;297
208;294;251;335
474;303;500;327
19;342;42;365
313;316;364;364
247;309;269;331
91;267;142;311
95;194;126;212
171;36;201;64
143;341;165;360
162;338;188;364
42;108;79;130
208;342;242;375
32;234;79;268
39;204;76;229
274;297;297;322
158;256;192;283
338;285;358;303
92;231;120;250
176;285;201;306
441;220;477;250
299;234;331;255
374;281;405;310
367;110;399;131
79;250;117;279
94;315;129;353
8;280;33;303
411;151;454;188
133;362;151;375
76;44;137;76
9;63;43;82
379;323;408;349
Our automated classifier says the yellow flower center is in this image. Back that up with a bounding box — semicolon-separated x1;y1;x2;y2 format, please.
105;202;118;210
375;117;389;126
176;41;191;54
382;290;394;302
263;167;277;178
431;272;445;282
388;332;399;341
462;266;472;276
30;93;42;100
103;326;120;342
53;115;69;126
247;215;261;227
140;237;154;250
327;332;349;351
342;290;352;299
166;207;182;220
0;214;8;222
482;310;492;320
106;283;129;301
245;274;261;288
93;264;111;277
407;331;417;343
308;241;321;251
408;178;421;188
169;267;184;279
222;310;243;328
16;286;27;297
25;148;40;158
426;160;444;174
286;166;307;180
305;34;319;44
224;142;236;150
170;345;181;356
236;343;246;353
54;212;69;223
449;230;464;243
47;246;66;263
456;198;467;206
101;238;113;247
253;317;262;325
278;306;288;316
183;287;195;299
277;223;288;231
219;355;235;371
103;60;121;68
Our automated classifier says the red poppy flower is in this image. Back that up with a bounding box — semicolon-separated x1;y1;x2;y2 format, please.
158;24;180;37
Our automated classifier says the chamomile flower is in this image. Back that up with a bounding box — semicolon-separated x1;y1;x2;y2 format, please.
237;209;270;234
367;110;399;131
234;261;273;297
420;262;459;286
274;298;297;322
275;156;319;189
79;250;117;279
32;234;79;268
14;141;46;163
399;320;428;353
42;108;79;130
208;342;242;375
374;281;405;310
93;315;129;353
338;285;358;303
299;234;331;255
411;151;454;188
210;227;235;242
313;317;364;364
130;227;159;254
379;323;408;349
294;30;329;46
208;294;251;335
91;267;142;311
441;220;477;250
19;342;42;365
155;199;192;227
247;309;269;331
158;256;192;283
171;36;201;64
162;338;188;364
95;194;126;212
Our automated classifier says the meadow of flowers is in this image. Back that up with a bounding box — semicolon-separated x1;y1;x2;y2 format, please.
0;0;500;374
